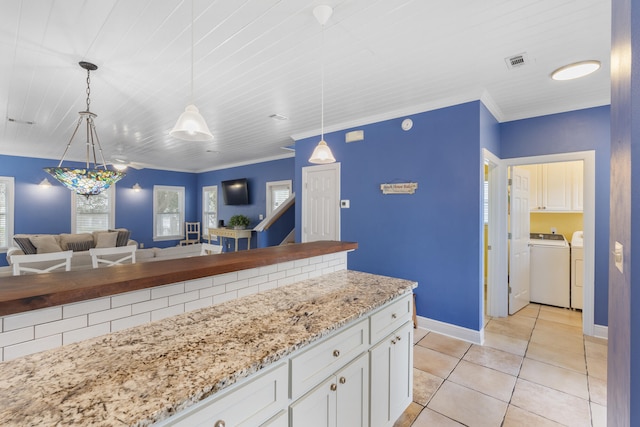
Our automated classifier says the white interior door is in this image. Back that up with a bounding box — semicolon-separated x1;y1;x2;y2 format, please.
302;163;340;242
509;166;531;314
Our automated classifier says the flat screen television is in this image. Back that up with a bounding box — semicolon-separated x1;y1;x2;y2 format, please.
221;178;249;205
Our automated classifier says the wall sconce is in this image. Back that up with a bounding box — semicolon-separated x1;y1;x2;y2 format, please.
132;183;142;192
39;178;52;188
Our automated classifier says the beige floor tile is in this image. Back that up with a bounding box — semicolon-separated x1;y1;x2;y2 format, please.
417;332;471;358
537;308;582;328
499;313;537;328
502;404;564;427
588;376;607;406
413;368;444;406
525;341;586;374
483;331;528;356
427;381;508;427
463;345;523;376
590;402;607;427
511;304;540;319
485;318;534;341
413;346;459;379
584;334;607;346
511;378;591;427
413;328;429;344
411;408;464;427
447;360;516;402
587;356;608;381
535;318;582;335
519;358;589;399
393;402;424;427
585;339;608;361
530;328;585;356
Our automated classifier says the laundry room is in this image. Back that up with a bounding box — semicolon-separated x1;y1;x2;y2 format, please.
519;161;584;310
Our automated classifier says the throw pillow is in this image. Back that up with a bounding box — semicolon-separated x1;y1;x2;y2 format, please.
95;232;118;248
66;240;94;252
109;228;131;247
59;233;94;251
29;235;63;254
13;237;37;255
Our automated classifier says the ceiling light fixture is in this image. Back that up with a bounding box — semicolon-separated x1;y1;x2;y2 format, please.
309;5;336;164
170;0;213;141
44;61;125;197
551;60;601;81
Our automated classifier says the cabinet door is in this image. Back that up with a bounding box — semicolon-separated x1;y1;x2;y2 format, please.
290;376;336;427
542;163;572;211
570;160;584;211
336;353;369;427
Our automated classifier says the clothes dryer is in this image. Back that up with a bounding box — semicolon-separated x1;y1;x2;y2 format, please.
529;233;570;308
571;231;584;309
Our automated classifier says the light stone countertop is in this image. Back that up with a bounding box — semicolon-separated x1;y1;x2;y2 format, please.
0;270;416;426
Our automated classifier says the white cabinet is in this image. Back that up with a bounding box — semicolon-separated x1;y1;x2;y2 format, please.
290;353;369;427
518;161;583;212
370;321;413;427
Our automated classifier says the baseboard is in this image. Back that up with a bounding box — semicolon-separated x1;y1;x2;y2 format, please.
593;324;608;340
416;315;484;345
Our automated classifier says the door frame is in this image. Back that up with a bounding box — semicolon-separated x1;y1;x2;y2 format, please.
301;163;341;243
489;150;596;336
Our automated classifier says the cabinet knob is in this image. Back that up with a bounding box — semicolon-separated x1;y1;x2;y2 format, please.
391;313;397;319
339;377;346;384
391;339;397;345
396;335;402;341
333;349;340;357
330;383;337;391
214;421;226;427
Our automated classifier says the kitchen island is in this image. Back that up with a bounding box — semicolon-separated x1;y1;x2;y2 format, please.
0;269;416;426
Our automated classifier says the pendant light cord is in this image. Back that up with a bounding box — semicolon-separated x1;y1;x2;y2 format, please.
190;0;195;102
320;22;325;140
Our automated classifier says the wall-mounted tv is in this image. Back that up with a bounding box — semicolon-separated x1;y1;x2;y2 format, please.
221;178;249;205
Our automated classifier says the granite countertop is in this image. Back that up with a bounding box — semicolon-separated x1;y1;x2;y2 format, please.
0;270;416;426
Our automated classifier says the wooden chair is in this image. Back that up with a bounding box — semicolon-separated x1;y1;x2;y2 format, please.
11;251;73;276
180;222;200;245
89;246;136;268
200;243;223;256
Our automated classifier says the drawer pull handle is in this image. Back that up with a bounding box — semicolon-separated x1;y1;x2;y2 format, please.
333;349;340;357
339;377;346;384
214;421;226;427
330;383;337;391
392;313;397;319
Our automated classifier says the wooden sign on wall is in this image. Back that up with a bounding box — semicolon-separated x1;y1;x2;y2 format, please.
380;182;418;194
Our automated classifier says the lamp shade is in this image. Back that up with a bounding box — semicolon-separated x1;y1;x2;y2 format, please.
170;104;213;141
44;167;125;196
309;139;336;164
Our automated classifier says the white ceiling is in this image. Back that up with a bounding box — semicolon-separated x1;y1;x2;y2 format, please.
0;0;611;173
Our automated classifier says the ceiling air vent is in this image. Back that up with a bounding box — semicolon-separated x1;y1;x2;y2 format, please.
505;53;528;70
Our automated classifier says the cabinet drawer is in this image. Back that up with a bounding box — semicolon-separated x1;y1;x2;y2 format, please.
370;293;412;344
290;318;369;400
156;362;288;427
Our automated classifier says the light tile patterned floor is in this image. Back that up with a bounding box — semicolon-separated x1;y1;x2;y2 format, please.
395;304;607;427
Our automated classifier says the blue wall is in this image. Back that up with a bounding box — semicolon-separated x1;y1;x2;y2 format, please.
295;101;485;331
197;157;295;250
500;106;611;326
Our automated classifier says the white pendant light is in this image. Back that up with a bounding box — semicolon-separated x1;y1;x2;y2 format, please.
170;0;213;141
309;5;336;164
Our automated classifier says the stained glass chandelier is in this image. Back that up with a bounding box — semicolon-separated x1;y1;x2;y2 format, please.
44;61;125;197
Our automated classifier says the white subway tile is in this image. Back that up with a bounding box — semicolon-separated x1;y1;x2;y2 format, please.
89;306;132;325
285;267;302;277
334;263;347;271
322;266;336;275
213;291;237;305
258;264;278;275
307;255;324;265
0;326;34;347
132;298;168;315
151;283;185;299
302;264;317;273
248;275;268;286
169;290;200;306
315;262;329;270
237;268;259;280
258;281;278;292
277;261;294;271
64;298;110;318
308;269;323;279
4;334;61;361
111;289;151;308
294;259;310;268
238;285;259;298
277;276;296;287
35;315;87;339
63;323;111;345
212;272;238;286
185;278;213;292
291;273;310;283
329;258;344;267
112;313;151;332
200;285;226;299
152;305;184;322
185;297;213;312
268;271;286;281
4;307;62;331
226;279;249;292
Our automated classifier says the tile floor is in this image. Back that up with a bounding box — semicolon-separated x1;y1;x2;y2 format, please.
395;304;607;427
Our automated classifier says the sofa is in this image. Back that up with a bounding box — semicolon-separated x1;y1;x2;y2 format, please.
6;229;205;272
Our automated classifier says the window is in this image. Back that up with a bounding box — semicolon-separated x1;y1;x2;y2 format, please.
266;180;292;216
202;186;218;237
154;185;185;241
0;177;15;250
72;187;115;233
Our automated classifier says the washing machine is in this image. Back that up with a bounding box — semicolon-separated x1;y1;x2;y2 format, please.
571;231;584;309
529;233;570;308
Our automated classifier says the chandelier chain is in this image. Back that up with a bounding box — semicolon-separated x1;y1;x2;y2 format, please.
86;68;91;112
